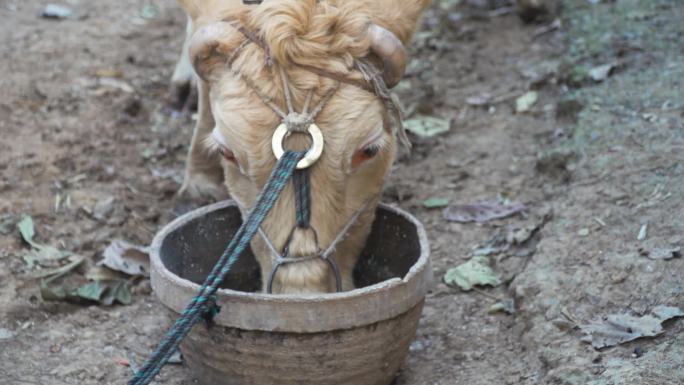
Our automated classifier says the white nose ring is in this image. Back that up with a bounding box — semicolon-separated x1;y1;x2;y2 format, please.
271;123;324;169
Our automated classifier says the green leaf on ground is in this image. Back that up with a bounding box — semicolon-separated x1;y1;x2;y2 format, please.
40;281;67;301
423;197;450;209
22;255;36;270
75;282;107;302
104;280;132;306
444;256;502;291
488;298;516;315
33;255;85;279
41;276;133;306
17;215;39;249
516;91;538;113
404;116;450;137
17;215;70;263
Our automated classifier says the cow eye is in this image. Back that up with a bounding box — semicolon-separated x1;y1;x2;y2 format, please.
218;145;237;163
210;128;238;165
352;142;381;168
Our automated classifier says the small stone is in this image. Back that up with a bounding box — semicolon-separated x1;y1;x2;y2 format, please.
536;149;577;182
637;223;648;241
555;99;584;123
610;271;629;284
578;228;590;237
132;279;153;295
41;4;73;19
632;346;645;358
551;318;574;331
589;63;615;82
409;340;425;352
167;350;183;364
0;328;13;340
93;196;116;221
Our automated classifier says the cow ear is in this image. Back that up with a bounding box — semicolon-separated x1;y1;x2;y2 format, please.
189;21;242;82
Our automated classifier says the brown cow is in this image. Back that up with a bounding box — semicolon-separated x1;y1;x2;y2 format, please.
173;0;430;294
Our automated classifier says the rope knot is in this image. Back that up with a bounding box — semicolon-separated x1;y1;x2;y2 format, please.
202;295;221;328
283;113;312;133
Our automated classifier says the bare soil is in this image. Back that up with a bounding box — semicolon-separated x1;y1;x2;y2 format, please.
1;1;682;384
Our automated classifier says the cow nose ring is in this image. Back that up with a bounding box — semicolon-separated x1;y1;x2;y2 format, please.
271;122;324;169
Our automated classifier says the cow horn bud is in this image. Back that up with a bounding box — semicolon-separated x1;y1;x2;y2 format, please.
189;22;236;81
368;24;407;88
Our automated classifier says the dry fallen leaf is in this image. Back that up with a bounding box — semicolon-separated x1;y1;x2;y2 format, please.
581;314;662;349
100;240;150;277
638;238;681;260
580;306;684;349
651;305;684;320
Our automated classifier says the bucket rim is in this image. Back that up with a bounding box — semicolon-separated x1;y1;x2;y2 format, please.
150;200;432;332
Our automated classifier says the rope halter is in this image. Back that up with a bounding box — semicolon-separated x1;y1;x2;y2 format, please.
222;22;399;293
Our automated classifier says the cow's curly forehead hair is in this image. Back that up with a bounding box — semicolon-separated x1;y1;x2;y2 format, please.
247;0;372;71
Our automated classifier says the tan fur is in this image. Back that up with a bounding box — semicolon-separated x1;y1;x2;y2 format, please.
178;0;430;293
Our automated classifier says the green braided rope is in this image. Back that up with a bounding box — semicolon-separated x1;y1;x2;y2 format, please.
128;150;305;385
293;168;311;228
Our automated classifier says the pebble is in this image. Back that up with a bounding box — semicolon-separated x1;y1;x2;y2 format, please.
409;340;425;352
41;4;73;19
0;328;13;340
93;196;116;221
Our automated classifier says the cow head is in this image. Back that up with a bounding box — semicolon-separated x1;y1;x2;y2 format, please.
187;0;428;293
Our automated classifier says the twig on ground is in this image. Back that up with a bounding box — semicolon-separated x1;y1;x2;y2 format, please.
561;307;579;325
533;19;561;39
472;287;503;301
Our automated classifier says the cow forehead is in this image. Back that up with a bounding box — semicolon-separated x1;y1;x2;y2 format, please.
213;86;385;151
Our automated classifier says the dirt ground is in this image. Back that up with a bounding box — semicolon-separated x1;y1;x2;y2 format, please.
1;1;682;384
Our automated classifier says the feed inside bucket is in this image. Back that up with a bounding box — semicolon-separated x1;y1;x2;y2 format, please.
150;200;431;385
